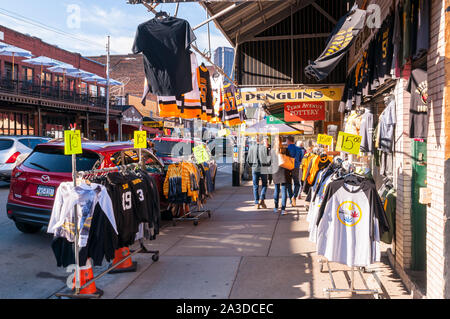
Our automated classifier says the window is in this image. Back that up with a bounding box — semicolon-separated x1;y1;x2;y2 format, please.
42;72;52;85
22;147;100;173
153;140;193;157
23;67;34;83
110;149;163;174
80;81;87;94
89;85;97;97
5;62;19;80
67;79;75;91
99;86;106;97
18;138;49;150
0;139;14;151
55;75;63;88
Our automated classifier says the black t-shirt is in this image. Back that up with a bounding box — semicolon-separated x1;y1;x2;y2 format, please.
132;17;196;96
106;173;139;247
407;68;428;139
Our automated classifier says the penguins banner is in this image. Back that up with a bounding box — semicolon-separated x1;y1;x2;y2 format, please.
304;5;367;82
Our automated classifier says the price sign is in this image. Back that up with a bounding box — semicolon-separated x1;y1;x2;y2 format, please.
317;134;333;146
335;132;362;155
134;131;147;149
64;130;82;155
193;145;210;163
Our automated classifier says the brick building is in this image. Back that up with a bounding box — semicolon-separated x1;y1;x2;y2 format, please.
88;54;159;118
341;0;450;299
0;25;122;140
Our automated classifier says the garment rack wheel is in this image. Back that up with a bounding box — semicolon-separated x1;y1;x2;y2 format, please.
193;220;198;226
207;210;211;218
152;252;159;262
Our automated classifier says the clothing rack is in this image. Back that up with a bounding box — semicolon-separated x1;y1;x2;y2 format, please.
55;162;160;299
318;258;382;299
171;201;211;227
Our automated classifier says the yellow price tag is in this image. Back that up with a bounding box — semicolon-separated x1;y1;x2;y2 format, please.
335;131;362;155
134;131;147;149
64;130;82;155
317;134;333;146
193;145;210;163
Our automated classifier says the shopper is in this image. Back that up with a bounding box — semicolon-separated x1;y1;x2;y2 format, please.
296;140;306;199
247;136;270;209
286;136;303;207
271;137;292;215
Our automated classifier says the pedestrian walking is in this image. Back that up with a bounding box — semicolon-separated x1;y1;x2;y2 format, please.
286;136;303;207
296;140;307;199
271;137;292;215
247;136;271;209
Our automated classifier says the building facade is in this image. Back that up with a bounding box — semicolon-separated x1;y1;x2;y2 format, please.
0;25;122;140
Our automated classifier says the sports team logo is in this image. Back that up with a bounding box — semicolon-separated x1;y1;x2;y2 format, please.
337;201;362;227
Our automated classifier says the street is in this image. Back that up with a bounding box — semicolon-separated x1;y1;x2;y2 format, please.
0;165;233;299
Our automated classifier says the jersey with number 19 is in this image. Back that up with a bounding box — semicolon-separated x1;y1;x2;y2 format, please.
106;173;139;248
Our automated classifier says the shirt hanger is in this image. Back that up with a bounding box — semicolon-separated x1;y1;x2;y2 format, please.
155;11;169;19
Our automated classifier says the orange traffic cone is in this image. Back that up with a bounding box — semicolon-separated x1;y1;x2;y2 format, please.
110;247;137;273
72;258;100;295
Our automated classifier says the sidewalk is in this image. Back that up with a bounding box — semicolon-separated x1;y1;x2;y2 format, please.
53;179;411;299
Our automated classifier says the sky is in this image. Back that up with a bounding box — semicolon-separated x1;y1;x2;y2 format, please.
0;0;232;59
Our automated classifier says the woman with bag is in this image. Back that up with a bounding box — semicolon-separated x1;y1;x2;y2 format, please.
271;137;293;215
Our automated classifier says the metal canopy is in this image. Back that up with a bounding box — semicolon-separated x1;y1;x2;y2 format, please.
128;0;349;86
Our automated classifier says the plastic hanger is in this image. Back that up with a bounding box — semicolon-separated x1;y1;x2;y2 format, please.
155;11;169;19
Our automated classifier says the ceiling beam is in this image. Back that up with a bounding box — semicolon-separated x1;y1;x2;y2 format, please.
311;2;337;25
245;33;329;42
237;0;317;44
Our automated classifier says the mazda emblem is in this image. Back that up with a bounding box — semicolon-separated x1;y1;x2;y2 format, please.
41;175;50;183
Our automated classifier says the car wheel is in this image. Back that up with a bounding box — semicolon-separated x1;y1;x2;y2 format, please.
14;222;42;234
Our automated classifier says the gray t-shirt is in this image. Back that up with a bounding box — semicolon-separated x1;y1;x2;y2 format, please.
360;109;374;153
378;98;396;153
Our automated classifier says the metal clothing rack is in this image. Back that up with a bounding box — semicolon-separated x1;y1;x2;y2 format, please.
171;201;211;226
318;258;382;299
55;162;160;299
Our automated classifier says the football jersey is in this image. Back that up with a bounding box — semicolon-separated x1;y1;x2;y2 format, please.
210;73;224;123
157;53;202;119
106;173;140;247
220;83;243;127
316;178;389;267
198;65;213;122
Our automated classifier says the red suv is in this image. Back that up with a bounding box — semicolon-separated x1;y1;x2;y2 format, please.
7;141;166;233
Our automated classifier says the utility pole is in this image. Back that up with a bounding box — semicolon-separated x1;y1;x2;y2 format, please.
105;35;110;142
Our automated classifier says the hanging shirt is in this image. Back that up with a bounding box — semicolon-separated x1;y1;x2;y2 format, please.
376;13;394;87
407;68;428;139
413;0;429;59
390;3;403;79
210;73;224;123
359;108;374;153
316;178;389;267
132;16;196;96
198;65;214;122
106;173;140;247
48;182;117;248
402;0;413;66
220;83;243;127
378;98;396;153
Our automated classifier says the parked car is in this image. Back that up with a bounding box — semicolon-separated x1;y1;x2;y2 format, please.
0;136;51;181
151;136;217;184
6;141;167;233
207;136;236;163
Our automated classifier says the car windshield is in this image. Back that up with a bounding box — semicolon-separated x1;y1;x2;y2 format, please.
0;139;14;151
22;147;100;173
153;140;193;157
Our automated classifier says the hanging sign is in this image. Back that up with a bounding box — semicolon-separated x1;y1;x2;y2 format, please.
64;130;82;155
243;88;342;104
335;131;362;155
134;130;147;149
143;121;163;128
284;101;325;122
193;145;210;163
317;134;333;146
266;113;285;124
164;121;176;128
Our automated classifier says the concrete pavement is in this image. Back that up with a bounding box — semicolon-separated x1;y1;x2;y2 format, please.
52;172;411;299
